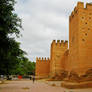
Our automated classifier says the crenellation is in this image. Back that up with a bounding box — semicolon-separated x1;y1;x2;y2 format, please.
70;2;92;18
65;40;68;43
77;2;84;9
86;3;92;10
60;40;65;46
47;57;50;60
71;11;74;17
57;40;60;43
70;9;78;19
61;40;68;48
36;57;38;61
69;2;92;20
51;40;56;46
42;57;43;60
45;57;46;60
64;40;68;46
51;40;68;46
53;40;56;42
39;57;41;60
56;40;60;46
36;57;50;61
52;40;56;44
70;2;84;19
61;40;64;43
74;7;77;12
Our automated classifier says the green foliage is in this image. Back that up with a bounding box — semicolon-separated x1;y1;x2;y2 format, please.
13;58;36;75
0;0;21;37
0;0;33;75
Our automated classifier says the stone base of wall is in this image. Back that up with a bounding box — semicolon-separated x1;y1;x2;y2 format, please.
68;69;92;82
61;81;92;89
61;69;92;89
49;69;92;82
50;70;68;81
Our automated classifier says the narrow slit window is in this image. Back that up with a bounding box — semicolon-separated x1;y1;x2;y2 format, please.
89;17;91;19
88;28;90;30
82;39;85;41
85;22;87;24
82;17;84;19
85;33;87;36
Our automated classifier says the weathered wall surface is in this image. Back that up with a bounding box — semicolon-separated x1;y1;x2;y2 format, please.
61;50;70;72
69;2;92;75
50;40;68;76
35;57;50;78
35;2;92;80
69;2;79;74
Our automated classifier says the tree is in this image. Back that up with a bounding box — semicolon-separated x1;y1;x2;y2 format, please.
13;57;36;75
0;0;25;75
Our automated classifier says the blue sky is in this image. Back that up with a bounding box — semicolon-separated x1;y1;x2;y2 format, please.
15;0;91;61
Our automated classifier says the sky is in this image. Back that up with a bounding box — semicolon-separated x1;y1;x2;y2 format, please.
15;0;91;61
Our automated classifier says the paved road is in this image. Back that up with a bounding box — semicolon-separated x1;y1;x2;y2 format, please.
0;80;92;92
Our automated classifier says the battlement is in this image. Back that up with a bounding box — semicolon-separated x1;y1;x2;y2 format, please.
36;57;50;61
86;3;92;9
51;40;68;47
78;2;92;9
69;2;92;20
36;57;50;77
77;2;84;9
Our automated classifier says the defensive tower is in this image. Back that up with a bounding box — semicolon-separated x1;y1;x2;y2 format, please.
50;40;68;76
69;2;92;75
35;57;50;78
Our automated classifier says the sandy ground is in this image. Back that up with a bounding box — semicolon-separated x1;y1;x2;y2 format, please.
0;80;92;92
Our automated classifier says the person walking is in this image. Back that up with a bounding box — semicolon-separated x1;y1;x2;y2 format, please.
33;75;35;83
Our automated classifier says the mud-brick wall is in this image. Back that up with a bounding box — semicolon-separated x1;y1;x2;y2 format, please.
50;40;68;76
69;2;92;75
35;57;50;78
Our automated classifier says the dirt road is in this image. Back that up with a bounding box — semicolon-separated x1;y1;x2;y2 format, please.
0;80;92;92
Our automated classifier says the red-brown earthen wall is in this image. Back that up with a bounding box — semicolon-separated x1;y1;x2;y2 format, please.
50;40;68;76
35;57;50;78
69;2;92;75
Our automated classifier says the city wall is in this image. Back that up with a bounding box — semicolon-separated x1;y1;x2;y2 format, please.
35;2;92;81
69;2;92;76
35;57;50;78
50;40;68;76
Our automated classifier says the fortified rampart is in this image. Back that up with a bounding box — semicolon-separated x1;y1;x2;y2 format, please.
50;40;68;76
69;2;92;76
61;50;69;72
35;57;50;78
35;2;92;81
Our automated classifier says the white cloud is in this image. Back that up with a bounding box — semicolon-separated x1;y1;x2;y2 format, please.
15;0;91;61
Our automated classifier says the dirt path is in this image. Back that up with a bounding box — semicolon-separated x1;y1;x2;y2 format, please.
0;80;92;92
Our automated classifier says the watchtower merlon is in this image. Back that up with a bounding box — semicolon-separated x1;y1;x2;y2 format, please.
77;2;92;10
51;40;68;48
36;57;50;62
69;2;92;21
